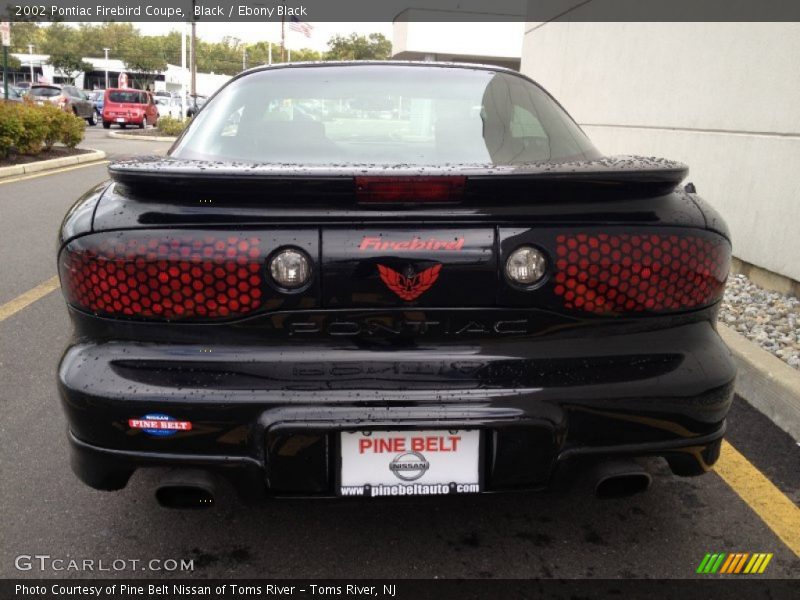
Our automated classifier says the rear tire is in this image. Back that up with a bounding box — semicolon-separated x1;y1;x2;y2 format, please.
102;121;111;129
87;112;97;126
138;119;145;129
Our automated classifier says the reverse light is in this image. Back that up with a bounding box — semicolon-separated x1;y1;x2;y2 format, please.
269;248;312;290
506;246;547;286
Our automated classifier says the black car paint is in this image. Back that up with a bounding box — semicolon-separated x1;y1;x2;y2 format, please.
56;63;735;500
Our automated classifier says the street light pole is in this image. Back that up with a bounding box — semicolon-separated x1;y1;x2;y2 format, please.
27;44;34;83
103;48;110;89
190;0;197;97
2;20;9;100
190;20;197;96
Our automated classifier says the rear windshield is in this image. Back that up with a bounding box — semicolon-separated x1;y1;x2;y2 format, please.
108;90;148;104
171;65;600;166
30;87;61;97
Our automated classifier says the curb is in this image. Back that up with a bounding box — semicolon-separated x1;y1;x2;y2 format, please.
719;324;800;442
109;131;177;143
0;149;107;180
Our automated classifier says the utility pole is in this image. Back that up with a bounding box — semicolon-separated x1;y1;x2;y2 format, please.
27;43;34;83
268;42;272;65
181;22;187;118
242;46;247;71
280;2;285;62
190;0;197;96
103;48;110;89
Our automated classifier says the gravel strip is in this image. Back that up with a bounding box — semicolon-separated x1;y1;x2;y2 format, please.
719;274;800;369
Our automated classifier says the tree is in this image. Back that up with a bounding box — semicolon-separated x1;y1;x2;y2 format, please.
196;38;242;76
47;51;92;83
121;36;168;89
75;22;139;59
324;33;392;61
284;47;323;63
159;30;183;66
40;23;91;83
8;21;45;54
5;54;21;70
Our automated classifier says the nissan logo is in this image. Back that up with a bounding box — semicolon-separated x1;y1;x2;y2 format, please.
389;451;430;481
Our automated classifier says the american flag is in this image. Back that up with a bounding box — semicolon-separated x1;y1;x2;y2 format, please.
288;16;313;38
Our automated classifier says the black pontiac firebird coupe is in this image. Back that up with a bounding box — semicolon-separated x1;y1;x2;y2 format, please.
57;62;734;507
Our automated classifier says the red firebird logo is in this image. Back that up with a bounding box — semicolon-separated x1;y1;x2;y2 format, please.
377;264;442;301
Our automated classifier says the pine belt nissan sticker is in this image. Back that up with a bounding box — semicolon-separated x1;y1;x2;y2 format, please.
128;413;192;437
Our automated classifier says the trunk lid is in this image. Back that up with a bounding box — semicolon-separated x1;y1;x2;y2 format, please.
323;228;495;307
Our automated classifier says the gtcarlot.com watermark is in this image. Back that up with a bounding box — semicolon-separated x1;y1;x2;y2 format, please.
14;554;194;572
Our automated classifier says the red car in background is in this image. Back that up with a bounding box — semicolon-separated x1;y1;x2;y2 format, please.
102;88;159;129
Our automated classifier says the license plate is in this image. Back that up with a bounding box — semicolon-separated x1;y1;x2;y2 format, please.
116;117;126;122
339;430;480;497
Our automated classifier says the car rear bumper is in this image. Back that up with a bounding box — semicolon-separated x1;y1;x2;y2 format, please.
103;115;144;124
58;320;736;498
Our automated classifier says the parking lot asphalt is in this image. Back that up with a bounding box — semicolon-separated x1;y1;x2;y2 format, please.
0;131;798;580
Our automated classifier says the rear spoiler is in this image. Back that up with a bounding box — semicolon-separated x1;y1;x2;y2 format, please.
108;155;688;199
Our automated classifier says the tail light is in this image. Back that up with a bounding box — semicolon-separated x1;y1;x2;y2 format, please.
59;232;267;320
552;232;730;314
355;176;465;204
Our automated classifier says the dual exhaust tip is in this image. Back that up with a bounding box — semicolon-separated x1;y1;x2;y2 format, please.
154;461;651;508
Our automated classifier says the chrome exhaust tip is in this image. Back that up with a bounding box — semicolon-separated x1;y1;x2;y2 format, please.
591;461;652;499
155;469;216;509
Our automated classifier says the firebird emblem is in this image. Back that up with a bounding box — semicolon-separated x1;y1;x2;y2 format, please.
377;264;442;301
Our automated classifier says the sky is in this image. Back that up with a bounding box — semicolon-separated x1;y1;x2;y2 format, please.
134;22;394;52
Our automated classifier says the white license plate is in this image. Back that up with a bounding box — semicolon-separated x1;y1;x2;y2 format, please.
115;117;126;122
339;430;480;497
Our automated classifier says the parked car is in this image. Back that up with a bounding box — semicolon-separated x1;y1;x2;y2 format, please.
29;84;96;125
57;63;734;507
102;88;159;129
87;90;104;116
185;94;207;118
15;81;31;94
2;85;23;102
154;95;183;120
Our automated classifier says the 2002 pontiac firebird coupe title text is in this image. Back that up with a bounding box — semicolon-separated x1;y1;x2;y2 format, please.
56;62;734;507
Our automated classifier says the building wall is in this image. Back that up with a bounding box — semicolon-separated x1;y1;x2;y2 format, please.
521;22;800;282
393;20;524;60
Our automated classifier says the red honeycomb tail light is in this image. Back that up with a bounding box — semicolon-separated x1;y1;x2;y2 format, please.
552;232;730;314
59;232;266;320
